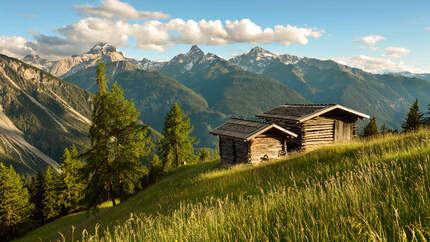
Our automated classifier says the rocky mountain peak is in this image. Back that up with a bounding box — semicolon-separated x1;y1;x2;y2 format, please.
86;42;118;55
23;54;42;62
187;45;204;57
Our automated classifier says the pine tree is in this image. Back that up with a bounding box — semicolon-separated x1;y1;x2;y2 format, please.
402;99;423;132
42;167;60;221
149;154;163;183
83;63;150;209
362;117;378;137
198;148;210;162
29;172;45;224
380;123;388;134
61;145;85;213
160;103;198;169
0;163;33;240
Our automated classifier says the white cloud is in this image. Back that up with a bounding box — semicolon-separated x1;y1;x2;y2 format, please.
0;0;323;58
131;18;323;51
334;55;427;74
0;36;34;58
354;35;385;50
383;46;410;58
74;0;169;20
425;27;430;31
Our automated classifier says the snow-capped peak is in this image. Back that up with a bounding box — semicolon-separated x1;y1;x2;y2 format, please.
187;45;204;57
86;42;118;55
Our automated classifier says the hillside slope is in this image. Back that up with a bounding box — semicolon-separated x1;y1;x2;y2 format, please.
17;130;430;241
0;54;93;174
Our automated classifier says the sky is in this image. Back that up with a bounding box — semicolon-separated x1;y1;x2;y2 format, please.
0;0;429;73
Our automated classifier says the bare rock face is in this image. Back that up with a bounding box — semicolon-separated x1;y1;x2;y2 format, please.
229;47;300;73
23;42;127;78
0;54;92;174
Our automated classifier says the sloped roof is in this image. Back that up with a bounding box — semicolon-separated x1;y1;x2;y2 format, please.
256;104;369;122
210;118;297;140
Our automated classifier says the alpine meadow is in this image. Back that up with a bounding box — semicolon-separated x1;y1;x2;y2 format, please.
1;0;430;241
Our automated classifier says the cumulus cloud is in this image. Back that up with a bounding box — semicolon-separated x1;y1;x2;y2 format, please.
354;35;385;50
383;46;410;58
0;0;323;58
74;0;169;20
0;36;34;58
334;55;426;74
131;18;323;51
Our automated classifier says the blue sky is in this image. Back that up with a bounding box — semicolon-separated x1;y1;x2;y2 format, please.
1;0;429;73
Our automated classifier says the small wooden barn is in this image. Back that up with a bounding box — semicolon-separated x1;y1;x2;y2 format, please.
256;104;369;150
210;118;297;166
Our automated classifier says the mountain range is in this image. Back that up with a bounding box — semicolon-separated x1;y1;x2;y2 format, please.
14;42;430;173
0;54;92;174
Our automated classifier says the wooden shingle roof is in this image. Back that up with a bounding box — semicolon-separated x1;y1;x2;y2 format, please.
256;104;369;122
210;118;297;140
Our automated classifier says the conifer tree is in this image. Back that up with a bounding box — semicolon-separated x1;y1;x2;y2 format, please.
149;154;163;183
380;123;388;134
402;99;423;132
61;145;85;213
0;163;33;240
83;62;150;209
29;172;45;224
160;103;198;169
42;166;60;221
362;117;378;137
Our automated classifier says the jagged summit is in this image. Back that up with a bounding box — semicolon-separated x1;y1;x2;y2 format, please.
86;42;118;55
23;54;42;61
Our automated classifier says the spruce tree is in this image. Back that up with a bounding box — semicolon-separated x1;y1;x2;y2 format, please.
402;99;423;132
160;103;198;169
29;172;45;224
83;63;150;209
149;154;163;183
61;145;85;213
380;123;388;134
0;163;33;240
42;166;60;221
362;117;378;137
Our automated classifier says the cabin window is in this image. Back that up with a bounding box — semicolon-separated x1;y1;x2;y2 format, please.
232;141;237;163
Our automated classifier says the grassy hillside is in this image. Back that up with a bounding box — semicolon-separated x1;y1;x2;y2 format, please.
17;130;430;241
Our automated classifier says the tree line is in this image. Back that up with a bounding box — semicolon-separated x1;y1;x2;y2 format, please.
362;98;428;137
0;62;217;240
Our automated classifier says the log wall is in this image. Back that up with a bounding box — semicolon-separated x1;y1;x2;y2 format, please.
219;137;250;166
261;116;357;150
302;117;335;149
249;131;286;164
259;118;303;150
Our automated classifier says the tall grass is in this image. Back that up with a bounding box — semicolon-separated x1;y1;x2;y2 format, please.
20;130;430;241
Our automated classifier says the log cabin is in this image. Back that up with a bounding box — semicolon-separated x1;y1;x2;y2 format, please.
210;118;297;166
256;104;369;150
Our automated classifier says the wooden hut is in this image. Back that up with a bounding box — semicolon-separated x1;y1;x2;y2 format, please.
210;118;297;166
256;104;369;150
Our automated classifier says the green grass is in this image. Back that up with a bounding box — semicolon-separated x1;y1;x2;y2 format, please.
16;130;430;241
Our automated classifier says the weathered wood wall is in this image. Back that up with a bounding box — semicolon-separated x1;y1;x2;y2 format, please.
259;117;303;150
261;114;358;150
219;137;250;166
301;116;335;149
249;130;286;164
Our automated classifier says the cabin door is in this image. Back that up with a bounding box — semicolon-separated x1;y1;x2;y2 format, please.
334;120;353;141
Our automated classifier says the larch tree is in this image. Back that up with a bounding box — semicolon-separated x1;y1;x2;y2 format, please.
42;166;60;221
83;62;150;209
29;172;45;224
0;163;33;240
402;99;423;132
362;117;378;137
160;103;198;169
61;145;85;213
